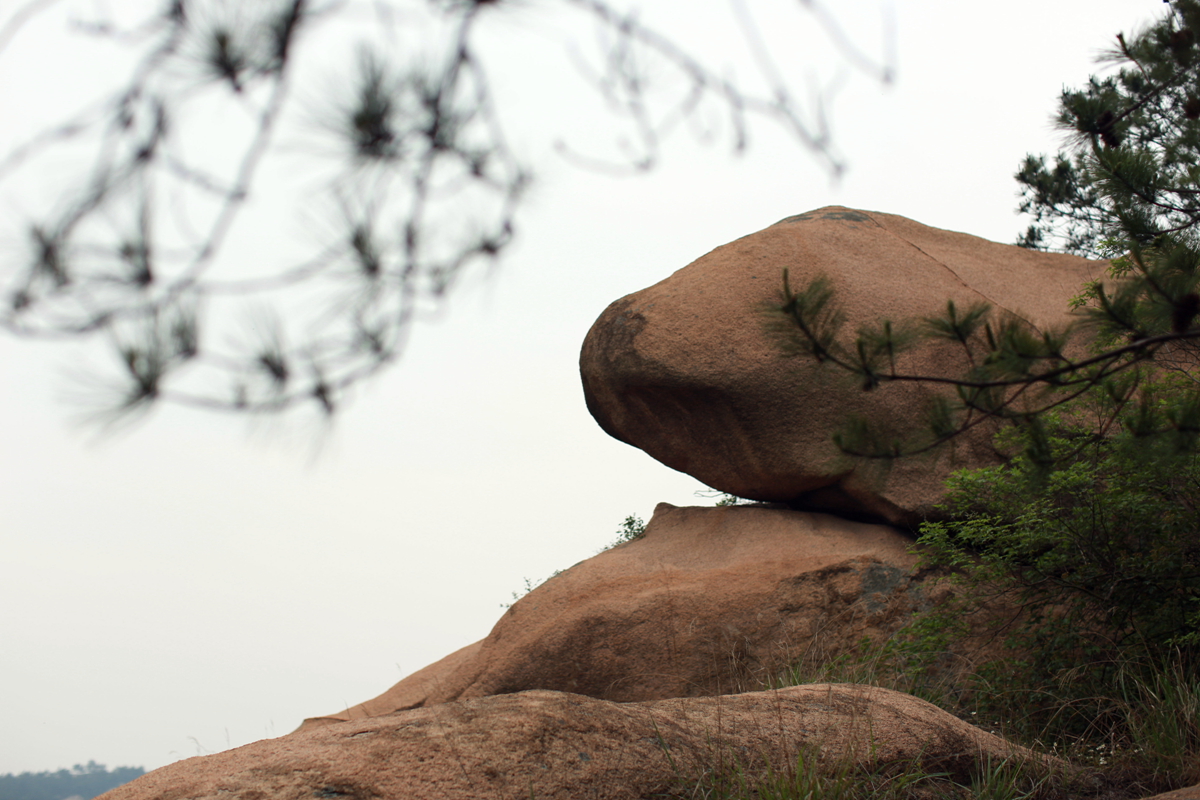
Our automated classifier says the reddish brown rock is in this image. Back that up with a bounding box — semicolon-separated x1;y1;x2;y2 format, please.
304;503;924;728
102;685;1048;800
1138;784;1200;800
580;207;1105;527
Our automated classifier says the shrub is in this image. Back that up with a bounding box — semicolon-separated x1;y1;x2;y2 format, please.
605;514;646;549
912;392;1200;739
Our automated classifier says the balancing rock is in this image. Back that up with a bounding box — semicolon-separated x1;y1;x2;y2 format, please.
580;207;1104;527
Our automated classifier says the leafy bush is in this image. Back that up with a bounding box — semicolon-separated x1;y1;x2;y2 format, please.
604;514;646;549
910;391;1200;740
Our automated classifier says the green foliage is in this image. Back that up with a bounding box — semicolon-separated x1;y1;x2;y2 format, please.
694;749;859;800
672;743;1066;800
698;10;1200;795
0;762;145;800
765;263;1096;459
1116;660;1200;782
918;405;1200;670
501;514;646;609
770;272;854;365
753;377;1200;791
764;1;1200;461
1016;0;1200;396
679;749;951;800
747;375;1200;793
500;569;564;609
764;605;1200;795
876;383;1200;760
606;514;646;548
967;757;1054;800
1018;0;1200;260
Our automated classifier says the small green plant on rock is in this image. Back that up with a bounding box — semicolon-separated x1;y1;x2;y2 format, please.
499;570;563;609
602;514;646;550
503;514;648;608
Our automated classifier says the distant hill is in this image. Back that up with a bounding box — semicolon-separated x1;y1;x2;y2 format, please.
0;762;145;800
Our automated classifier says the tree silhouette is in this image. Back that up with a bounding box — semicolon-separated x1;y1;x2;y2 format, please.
0;0;893;422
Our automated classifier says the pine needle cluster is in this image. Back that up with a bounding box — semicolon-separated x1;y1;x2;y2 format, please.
767;0;1200;464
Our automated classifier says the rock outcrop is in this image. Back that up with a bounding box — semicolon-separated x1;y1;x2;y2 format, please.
102;685;1048;800
303;503;924;727
580;206;1105;527
102;209;1134;800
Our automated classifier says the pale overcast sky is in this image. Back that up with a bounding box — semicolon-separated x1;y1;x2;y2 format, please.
0;0;1154;775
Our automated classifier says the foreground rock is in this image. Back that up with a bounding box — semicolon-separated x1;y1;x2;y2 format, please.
304;503;922;726
103;685;1046;800
1140;785;1200;800
580;206;1104;527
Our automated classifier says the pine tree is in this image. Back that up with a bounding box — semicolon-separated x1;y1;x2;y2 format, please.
763;2;1200;760
769;0;1200;460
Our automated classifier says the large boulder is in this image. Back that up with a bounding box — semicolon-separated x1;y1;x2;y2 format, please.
580;207;1105;527
101;685;1049;800
303;503;924;727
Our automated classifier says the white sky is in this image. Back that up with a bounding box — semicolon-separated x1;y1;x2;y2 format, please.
0;0;1155;775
